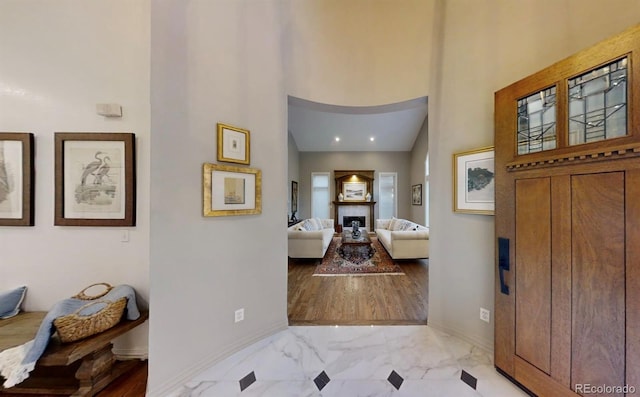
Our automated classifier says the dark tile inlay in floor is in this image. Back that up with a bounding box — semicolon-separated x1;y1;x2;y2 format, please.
314;370;331;391
461;369;478;390
387;370;404;390
239;371;256;392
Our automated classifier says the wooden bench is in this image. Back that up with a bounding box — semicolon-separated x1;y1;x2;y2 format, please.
0;310;149;396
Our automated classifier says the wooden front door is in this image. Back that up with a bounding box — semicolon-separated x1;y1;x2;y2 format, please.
494;25;640;397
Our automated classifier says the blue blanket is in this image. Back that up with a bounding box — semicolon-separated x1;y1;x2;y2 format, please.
0;284;140;388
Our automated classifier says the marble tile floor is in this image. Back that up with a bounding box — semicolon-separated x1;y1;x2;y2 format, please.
176;325;531;397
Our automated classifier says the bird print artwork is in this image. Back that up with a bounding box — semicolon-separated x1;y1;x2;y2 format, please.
0;140;23;218
94;156;111;185
74;150;117;206
80;151;104;185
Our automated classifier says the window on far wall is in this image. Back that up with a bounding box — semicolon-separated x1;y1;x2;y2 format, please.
378;172;397;220
424;153;429;226
311;172;330;219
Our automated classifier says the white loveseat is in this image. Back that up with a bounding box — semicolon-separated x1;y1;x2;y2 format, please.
288;218;335;258
375;218;429;259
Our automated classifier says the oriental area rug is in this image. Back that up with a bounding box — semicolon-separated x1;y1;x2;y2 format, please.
313;236;404;276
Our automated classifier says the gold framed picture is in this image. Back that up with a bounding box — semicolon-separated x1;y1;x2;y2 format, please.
453;146;495;215
203;163;261;217
217;123;250;165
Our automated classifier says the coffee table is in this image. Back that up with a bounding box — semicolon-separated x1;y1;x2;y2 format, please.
339;230;374;259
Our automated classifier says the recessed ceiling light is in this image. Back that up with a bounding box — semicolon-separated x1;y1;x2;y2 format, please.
335;137;340;142
370;137;375;142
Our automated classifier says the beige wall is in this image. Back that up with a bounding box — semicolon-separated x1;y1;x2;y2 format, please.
410;116;429;225
288;132;300;221
427;0;640;350
285;0;437;106
149;1;288;394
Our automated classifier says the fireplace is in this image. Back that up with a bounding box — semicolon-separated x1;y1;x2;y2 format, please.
343;216;366;228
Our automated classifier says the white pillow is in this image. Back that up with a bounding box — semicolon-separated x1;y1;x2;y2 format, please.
313;218;324;230
401;221;416;231
392;219;410;231
302;219;318;231
378;219;391;229
388;217;399;231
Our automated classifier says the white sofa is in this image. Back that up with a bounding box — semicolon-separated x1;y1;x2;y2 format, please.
375;218;429;259
288;218;335;258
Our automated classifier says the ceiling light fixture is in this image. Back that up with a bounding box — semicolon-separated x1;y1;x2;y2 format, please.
370;137;375;142
335;137;340;142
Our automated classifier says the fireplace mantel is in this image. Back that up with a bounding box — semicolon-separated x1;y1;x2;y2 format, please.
333;201;376;230
332;201;376;206
333;170;376;231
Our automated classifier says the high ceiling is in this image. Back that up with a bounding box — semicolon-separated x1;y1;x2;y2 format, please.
288;96;428;152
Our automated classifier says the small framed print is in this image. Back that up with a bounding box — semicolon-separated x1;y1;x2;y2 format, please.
203;163;261;217
412;184;422;206
453;146;495;215
55;132;136;226
217;123;250;165
0;133;35;226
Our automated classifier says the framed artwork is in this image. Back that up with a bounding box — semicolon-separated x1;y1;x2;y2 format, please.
412;184;422;206
343;181;366;201
453;146;495;215
291;181;298;214
0;133;34;226
217;123;250;165
54;133;136;226
203;163;261;216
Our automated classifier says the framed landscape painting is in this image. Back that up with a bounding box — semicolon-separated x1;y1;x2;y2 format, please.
343;181;366;201
203;163;261;217
54;132;136;226
453;146;495;215
0;133;34;226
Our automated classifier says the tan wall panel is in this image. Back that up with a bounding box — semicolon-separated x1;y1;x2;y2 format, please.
571;172;625;393
626;170;640;390
515;177;551;374
550;176;572;386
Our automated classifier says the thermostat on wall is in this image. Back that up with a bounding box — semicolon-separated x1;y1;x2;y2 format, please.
96;103;122;117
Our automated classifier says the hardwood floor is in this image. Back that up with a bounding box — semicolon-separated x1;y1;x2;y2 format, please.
96;360;148;397
288;256;429;325
0;360;148;397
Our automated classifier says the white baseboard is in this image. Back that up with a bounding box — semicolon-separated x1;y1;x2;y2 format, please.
427;320;494;357
147;320;288;397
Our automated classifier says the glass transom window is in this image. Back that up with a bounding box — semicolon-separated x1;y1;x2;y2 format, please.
568;57;627;145
517;87;557;155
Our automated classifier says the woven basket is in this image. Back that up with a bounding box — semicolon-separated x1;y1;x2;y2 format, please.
72;282;113;300
53;283;127;343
